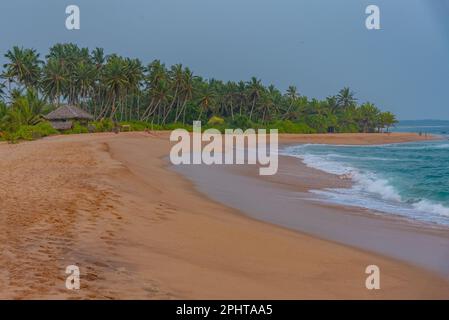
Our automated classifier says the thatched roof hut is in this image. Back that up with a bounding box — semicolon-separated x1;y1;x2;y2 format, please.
44;105;93;130
45;105;93;121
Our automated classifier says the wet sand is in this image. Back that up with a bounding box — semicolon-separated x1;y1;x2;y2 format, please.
0;132;448;299
176;156;449;278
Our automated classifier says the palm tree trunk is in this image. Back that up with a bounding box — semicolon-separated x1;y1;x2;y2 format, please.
249;98;256;120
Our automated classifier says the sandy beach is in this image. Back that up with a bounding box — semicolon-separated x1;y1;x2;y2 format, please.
1;131;448;299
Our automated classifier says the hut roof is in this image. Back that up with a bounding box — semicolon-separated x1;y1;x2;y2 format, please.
44;105;93;121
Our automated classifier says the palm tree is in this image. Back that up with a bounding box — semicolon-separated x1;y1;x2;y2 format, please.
175;67;195;123
223;81;238;120
358;102;380;133
0;43;401;136
197;85;216;120
336;87;357;111
124;58;144;120
283;85;298;119
0;81;6;101
3;46;42;90
326;96;339;114
140;60;167;121
91;47;106;68
166;64;184;120
141;79;169;123
379;111;397;132
246;77;263;120
235;81;247;116
74;60;96;106
101;55;129;119
41;58;67;106
2;89;46;130
259;91;276;123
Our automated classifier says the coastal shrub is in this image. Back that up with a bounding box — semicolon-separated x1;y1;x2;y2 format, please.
337;123;359;133
229;115;254;130
304;115;330;133
91;119;114;132
65;122;88;134
163;122;193;132
87;124;96;133
119;121;149;131
3;122;58;143
267;120;316;134
207;116;225;126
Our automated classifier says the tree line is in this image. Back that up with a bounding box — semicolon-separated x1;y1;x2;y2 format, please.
0;43;397;134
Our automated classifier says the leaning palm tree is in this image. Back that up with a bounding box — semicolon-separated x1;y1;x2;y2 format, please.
141;79;169;123
166;64;184;121
282;85;298;119
175;67;195;123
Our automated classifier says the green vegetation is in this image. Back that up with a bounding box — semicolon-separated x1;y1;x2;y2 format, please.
1;122;57;143
0;43;398;142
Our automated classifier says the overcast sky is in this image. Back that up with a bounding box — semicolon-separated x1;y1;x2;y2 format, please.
0;0;448;120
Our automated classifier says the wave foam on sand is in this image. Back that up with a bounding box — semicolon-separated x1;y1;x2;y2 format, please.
283;144;449;226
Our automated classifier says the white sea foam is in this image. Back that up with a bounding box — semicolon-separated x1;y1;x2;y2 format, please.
413;200;449;217
434;143;449;149
283;144;449;226
351;171;402;202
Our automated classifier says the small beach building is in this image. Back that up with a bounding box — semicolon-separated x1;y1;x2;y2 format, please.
44;105;94;131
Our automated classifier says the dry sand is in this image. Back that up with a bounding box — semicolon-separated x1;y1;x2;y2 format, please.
0;131;448;299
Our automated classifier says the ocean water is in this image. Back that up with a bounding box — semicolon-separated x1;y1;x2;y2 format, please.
391;119;449;135
283;120;449;227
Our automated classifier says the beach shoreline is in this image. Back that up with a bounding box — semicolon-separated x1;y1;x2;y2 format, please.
176;152;449;272
1;132;448;299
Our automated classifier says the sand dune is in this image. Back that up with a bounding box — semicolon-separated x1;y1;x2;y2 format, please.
0;132;447;299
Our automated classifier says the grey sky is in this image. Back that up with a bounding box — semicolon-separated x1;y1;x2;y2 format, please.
0;0;448;120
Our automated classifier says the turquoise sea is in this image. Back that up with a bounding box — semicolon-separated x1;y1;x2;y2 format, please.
283;120;449;227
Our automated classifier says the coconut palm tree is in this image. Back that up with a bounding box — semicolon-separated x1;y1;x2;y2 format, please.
2;89;46;131
379;111;397;132
358;102;380;133
175;67;195;123
101;55;129;119
41;58;67;106
197;85;216;120
246;77;263;120
0;81;6;101
282;85;298;119
124;58;144;120
336;87;357;111
0;43;401;136
74;60;96;106
3;46;42;90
